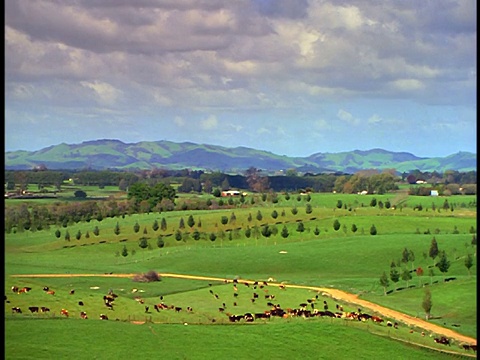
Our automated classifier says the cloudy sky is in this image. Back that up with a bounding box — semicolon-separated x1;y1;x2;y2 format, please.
5;0;476;158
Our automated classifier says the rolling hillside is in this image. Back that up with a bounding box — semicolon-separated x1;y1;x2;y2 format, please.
4;139;476;173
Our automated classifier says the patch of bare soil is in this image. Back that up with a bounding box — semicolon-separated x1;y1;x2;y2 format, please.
11;272;476;346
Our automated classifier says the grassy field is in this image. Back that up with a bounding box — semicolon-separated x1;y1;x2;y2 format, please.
5;190;477;359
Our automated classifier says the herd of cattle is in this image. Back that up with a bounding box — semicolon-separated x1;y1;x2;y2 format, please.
6;279;477;354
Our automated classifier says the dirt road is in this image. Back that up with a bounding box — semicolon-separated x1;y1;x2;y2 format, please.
11;272;477;346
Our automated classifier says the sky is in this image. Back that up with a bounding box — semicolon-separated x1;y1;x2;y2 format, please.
4;0;477;158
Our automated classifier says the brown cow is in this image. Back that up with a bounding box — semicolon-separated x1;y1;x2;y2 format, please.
100;314;108;320
80;311;88;319
60;309;69;317
46;290;55;295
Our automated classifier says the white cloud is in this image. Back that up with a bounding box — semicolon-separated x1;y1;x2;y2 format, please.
200;115;218;129
368;114;382;124
174;116;185;127
80;81;121;106
337;109;359;125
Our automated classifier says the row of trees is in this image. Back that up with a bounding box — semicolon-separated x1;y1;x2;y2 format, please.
379;236;476;297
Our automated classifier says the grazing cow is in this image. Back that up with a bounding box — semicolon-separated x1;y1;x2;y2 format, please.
80;311;88;319
228;314;242;322
145;306;150;313
43;287;49;292
470;345;477;353
12;286;19;293
78;301;84;306
105;302;114;310
386;321;393;327
244;313;254;322
12;307;22;314
394;322;398;329
186;307;193;312
234;293;239;298
18;287;32;294
279;284;286;290
28;306;39;313
41;307;50;313
371;316;384;324
46;290;55;296
69;289;75;295
104;295;115;303
60;309;69;317
255;312;271;320
253;293;259;299
100;314;109;320
174;307;182;312
434;337;450;346
358;313;372;322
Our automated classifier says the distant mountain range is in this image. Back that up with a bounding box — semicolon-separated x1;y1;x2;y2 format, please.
4;139;477;173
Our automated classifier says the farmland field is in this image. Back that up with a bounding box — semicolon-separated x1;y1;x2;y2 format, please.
4;189;477;359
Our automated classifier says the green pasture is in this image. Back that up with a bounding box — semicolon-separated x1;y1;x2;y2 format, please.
5;191;477;358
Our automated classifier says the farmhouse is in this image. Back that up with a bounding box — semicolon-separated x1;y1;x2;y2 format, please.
430;190;439;196
221;190;241;197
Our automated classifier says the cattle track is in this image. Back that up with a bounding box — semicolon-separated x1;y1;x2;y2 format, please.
11;272;477;347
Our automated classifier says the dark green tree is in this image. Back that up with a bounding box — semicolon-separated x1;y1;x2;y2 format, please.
370;224;377;235
75;230;82;240
247;213;253;222
157;236;165;248
93;226;100;236
401;268;412;287
422;288;432;320
271;210;278;219
390;262;400;290
351;224;358;233
429;237;439;266
314;226;320;236
370;198;377;207
465;253;474;276
436;251;450;280
179;218;185;229
379;271;390;295
305;203;313;214
336;200;343;209
281;225;289;238
152;219;159;232
245;226;251;238
209;232;217;242
161;218;167;231
333;219;341;231
121;245;129;257
192;229;201;241
114;222;120;236
291;206;298;215
285;193;290;201
256;210;263;221
85;231;90;239
221;216;228;225
296;222;305;233
74;190;87;198
139;237;149;249
261;225;272;238
65;230;70;241
187;215;195;228
175;230;183;241
55;229;61;238
134;221;140;233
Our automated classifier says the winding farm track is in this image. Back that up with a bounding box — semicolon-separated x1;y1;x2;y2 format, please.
11;272;477;346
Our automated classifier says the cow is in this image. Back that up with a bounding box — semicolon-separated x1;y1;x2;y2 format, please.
12;307;22;314
145;306;150;313
60;309;69;317
100;314;109;320
11;286;19;293
244;313;254;322
43;287;49;292
174;307;182;312
28;306;39;313
40;307;50;313
186;307;193;312
105;302;114;310
69;289;75;295
18;287;32;294
46;290;55;296
371;316;384;324
228;314;242;322
78;301;84;306
434;337;450;346
80;311;88;319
